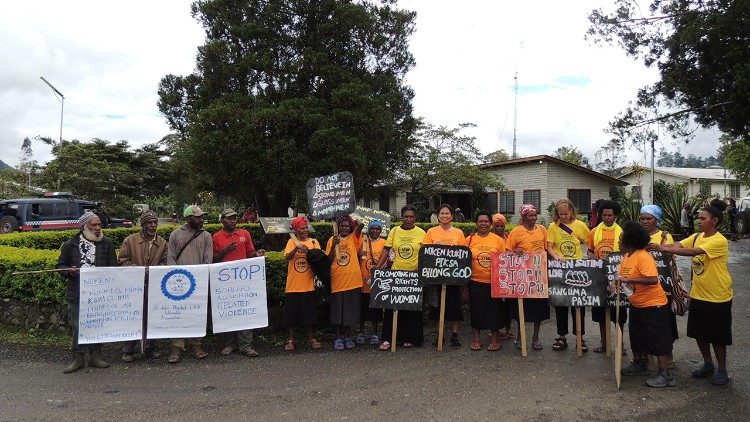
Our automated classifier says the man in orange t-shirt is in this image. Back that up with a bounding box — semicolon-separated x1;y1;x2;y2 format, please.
326;215;364;350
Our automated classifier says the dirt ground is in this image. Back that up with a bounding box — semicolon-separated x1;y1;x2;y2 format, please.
1;240;748;421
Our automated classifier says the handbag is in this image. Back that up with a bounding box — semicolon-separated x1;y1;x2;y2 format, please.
662;231;689;316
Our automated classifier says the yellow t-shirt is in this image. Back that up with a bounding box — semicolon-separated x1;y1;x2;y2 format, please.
325;235;363;293
548;219;590;259
283;238;321;293
588;224;620;259
507;225;548;254
619;249;666;308
649;230;674;245
466;232;506;283
385;225;426;271
360;237;385;294
423;226;467;246
680;233;733;302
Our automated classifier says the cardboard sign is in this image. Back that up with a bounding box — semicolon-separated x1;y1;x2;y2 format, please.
77;266;146;344
306;171;356;220
209;257;269;333
650;251;674;293
259;217;315;234
350;205;392;238
418;245;472;286
369;269;422;311
490;252;548;299
605;253;629;308
147;264;210;339
547;259;608;307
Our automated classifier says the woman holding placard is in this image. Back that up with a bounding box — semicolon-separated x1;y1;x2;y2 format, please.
282;217;323;351
376;205;427;350
357;220;385;345
547;198;591;353
658;199;733;386
467;210;507;351
506;204;549;351
615;222;675;388
422;204;467;349
327;215;364;350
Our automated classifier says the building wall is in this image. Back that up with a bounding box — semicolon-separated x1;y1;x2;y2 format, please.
545;160;613;218
621;172;749;203
484;160;549;224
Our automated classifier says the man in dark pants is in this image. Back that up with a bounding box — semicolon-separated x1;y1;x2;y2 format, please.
56;211;118;374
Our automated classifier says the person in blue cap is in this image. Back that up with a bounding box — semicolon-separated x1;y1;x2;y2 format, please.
357;219;385;345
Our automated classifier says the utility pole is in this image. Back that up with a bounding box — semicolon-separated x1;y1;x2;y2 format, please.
513;72;518;159
40;76;65;144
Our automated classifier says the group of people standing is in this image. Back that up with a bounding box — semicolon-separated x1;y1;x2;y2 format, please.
57;197;734;389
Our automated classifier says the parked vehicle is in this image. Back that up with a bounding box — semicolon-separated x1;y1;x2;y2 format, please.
0;192;133;234
735;196;750;235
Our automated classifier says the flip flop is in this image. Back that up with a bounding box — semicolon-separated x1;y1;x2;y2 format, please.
487;342;501;351
378;341;391;351
470;342;482;351
334;339;345;350
192;348;208;359
308;338;322;350
242;347;259;357
168;348;181;364
221;346;235;356
403;342;414;348
344;338;356;349
284;340;296;352
369;335;380;345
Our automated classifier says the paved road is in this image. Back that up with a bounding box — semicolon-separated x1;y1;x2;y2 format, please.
2;241;748;421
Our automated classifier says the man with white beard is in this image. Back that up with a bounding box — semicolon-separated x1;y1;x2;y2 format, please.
56;211;118;374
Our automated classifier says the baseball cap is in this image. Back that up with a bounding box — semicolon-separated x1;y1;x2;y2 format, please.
221;208;238;219
183;205;207;217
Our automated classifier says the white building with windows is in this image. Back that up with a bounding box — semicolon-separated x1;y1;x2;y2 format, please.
619;166;749;204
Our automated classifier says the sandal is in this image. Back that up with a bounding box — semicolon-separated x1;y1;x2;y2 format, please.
403;342;414;348
581;340;588;353
532;341;543;350
369;335;380;345
221;346;235;356
192;347;208;359
308;338;322;350
355;332;366;345
593;345;605;353
333;339;345;350
470;341;482;351
450;336;461;349
242;347;259;357
487;342;501;351
344;338;355;349
284;340;296;351
168;347;182;364
378;341;391;351
552;337;568;351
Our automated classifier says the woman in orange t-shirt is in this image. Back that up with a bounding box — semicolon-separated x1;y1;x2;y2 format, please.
615;222;675;388
326;215;364;350
467;210;507;351
356;220;386;345
422;204;467;348
506;204;549;351
282;216;323;351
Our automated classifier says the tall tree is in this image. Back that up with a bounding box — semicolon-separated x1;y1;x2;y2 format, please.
158;0;418;215
17;137;39;186
594;139;626;176
587;1;750;146
553;145;591;168
721;134;750;187
483;149;511;164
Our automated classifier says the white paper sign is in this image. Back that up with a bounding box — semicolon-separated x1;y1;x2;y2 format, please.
210;257;269;333
147;264;209;339
78;266;146;344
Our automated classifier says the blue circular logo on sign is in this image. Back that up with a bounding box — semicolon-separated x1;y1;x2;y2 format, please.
161;269;196;301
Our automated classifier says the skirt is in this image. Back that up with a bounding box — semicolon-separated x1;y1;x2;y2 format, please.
509;298;550;323
687;298;732;345
360;293;383;324
443;285;464;322
469;281;508;330
629;305;673;357
381;309;424;346
330;288;361;327
283;291;318;327
591;306;627;326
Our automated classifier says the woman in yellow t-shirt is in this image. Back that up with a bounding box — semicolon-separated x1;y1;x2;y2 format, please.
506;204;549;351
547;198;591;352
659;198;733;385
615;222;675;388
375;205;427;350
356;220;386;345
282;216;322;351
423;203;467;348
326;215;364;350
467;210;507;351
587;200;625;353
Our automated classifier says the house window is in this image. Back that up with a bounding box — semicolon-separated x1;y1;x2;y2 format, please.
568;189;592;213
522;190;541;211
730;184;740;198
378;193;390;214
631;186;642;200
499;191;515;214
484;192;498;213
699;181;711;196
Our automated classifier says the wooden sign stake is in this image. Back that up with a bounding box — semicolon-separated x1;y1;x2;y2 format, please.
518;298;527;357
437;285;447;352
391;310;398;352
575;307;583;357
332;223;342;261
605;310;612;357
615;284;622;390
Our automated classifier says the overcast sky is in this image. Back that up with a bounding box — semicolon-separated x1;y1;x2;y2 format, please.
1;0;721;168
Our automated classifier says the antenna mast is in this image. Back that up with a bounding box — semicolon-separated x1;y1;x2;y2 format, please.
513;72;518;158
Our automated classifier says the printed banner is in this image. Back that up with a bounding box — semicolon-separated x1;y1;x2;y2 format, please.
147;264;210;339
209;257;269;333
490;252;548;299
369;269;422;311
547;259;608;307
78;266;146;344
259;217;315;234
418;244;472;286
306;171;356;220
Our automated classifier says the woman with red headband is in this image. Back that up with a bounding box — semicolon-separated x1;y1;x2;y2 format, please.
282;216;323;351
326;214;364;350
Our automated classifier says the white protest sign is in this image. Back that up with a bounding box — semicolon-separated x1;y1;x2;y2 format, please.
78;266;145;344
209;257;269;333
147;264;209;339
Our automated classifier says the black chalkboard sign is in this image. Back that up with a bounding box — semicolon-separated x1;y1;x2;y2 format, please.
605;252;630;308
650;251;674;293
418;245;472;286
548;259;608;307
306;172;356;220
369;269;422;311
